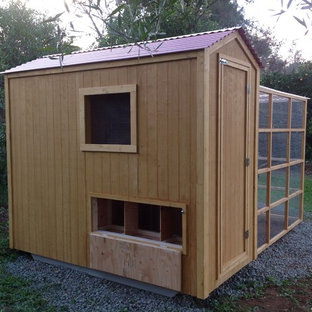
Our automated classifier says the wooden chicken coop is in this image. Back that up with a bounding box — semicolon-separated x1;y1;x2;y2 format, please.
3;27;306;299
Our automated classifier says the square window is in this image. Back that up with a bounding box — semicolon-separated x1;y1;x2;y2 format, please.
272;95;289;128
258;173;268;209
272;132;288;166
258;133;269;169
257;212;267;248
290;132;303;161
259;93;270;128
79;85;137;152
288;196;301;226
270;203;286;239
271;168;287;203
291;100;304;128
289;164;302;194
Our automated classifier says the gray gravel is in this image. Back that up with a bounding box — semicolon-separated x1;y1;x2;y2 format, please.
5;220;312;311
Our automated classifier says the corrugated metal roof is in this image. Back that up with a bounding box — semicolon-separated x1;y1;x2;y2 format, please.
2;27;262;74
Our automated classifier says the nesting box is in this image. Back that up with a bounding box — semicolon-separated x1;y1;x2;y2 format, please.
3;27;282;298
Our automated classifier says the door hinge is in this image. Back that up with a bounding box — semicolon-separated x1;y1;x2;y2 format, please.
245;230;249;239
247;84;251;94
246;157;250;167
219;58;228;65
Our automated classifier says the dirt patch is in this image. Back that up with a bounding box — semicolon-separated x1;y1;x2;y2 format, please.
237;277;312;311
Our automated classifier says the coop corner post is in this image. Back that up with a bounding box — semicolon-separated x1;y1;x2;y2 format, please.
4;75;14;249
196;49;210;299
253;69;260;260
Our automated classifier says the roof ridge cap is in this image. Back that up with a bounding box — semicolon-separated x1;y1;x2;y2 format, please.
65;26;242;56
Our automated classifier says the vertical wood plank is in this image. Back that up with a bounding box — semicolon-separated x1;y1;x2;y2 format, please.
147;64;158;198
76;72;88;266
45;75;57;259
167;62;180;201
138;65;148;197
196;51;205;298
188;58;198;296
60;74;72;263
99;69;112;195
4;76;14;248
253;69;260;259
179;60;191;202
15;78;25;250
67;73;80;264
53;74;65;261
127;66;138;197
117;67;130;197
156;63;168;200
38;76;49;257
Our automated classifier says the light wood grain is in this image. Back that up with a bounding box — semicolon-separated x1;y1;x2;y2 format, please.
217;56;250;278
4;76;13;248
90;232;182;291
5;31;269;299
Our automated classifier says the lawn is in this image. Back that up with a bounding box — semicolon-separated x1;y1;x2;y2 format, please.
0;207;67;312
304;175;312;213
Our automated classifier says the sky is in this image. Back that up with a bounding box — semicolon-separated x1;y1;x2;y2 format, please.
16;0;312;60
237;0;312;60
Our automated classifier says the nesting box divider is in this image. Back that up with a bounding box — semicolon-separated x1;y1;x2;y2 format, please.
91;197;183;246
124;201;138;236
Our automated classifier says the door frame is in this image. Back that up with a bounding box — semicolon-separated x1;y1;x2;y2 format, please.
217;53;251;280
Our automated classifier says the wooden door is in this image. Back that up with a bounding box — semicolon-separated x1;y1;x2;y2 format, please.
217;54;251;280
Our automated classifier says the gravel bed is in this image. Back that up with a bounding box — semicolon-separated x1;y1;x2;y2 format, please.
5;220;312;311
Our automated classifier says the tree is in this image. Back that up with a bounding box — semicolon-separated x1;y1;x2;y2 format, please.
0;0;77;207
68;0;288;73
261;62;312;160
0;0;77;73
246;23;287;73
275;0;312;35
67;0;248;46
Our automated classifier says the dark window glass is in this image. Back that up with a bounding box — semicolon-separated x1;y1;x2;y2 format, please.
87;93;131;145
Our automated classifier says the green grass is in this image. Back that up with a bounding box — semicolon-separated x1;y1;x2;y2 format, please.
304;175;312;213
0;207;67;312
0;174;309;312
258;173;312;210
0;266;67;312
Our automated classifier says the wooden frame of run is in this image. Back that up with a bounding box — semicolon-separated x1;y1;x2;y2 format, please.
257;86;308;254
79;84;137;153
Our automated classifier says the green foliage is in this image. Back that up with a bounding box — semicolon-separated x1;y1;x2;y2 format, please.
304;176;312;213
261;62;312;160
97;0;247;47
0;122;6;207
275;0;312;36
73;0;287;73
0;1;79;208
0;207;17;262
0;1;76;73
247;24;287;73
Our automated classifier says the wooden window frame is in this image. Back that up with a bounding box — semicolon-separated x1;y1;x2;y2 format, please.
79;84;137;153
257;87;308;254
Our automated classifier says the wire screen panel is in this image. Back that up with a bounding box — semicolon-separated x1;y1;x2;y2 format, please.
272;95;289;129
291;100;304;128
257;86;307;254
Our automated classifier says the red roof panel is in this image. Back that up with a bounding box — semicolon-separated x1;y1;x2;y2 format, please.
3;27;262;74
